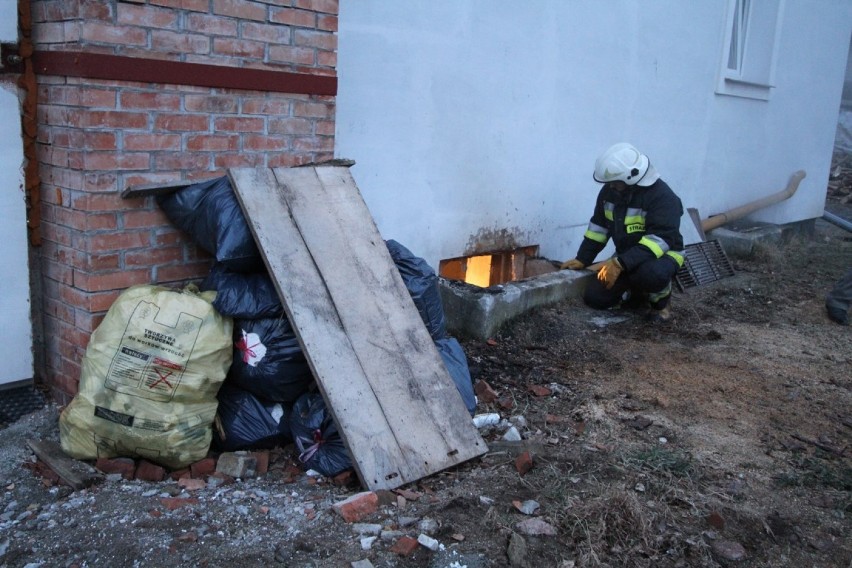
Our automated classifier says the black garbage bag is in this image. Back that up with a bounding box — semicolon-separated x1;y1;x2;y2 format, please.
156;176;263;272
289;392;351;477
386;239;447;340
435;337;477;416
229;317;313;403
214;383;292;452
202;263;284;319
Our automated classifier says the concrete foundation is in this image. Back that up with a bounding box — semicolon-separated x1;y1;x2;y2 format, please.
439;269;591;339
707;219;815;257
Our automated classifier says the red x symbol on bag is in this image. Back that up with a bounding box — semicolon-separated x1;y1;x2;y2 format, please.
149;368;173;390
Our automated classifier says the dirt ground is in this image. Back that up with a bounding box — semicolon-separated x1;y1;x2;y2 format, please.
1;173;850;567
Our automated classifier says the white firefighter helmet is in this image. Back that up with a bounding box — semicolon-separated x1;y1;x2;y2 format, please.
593;143;654;186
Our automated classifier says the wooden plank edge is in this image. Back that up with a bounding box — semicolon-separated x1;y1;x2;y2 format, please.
26;439;104;490
294;158;355;168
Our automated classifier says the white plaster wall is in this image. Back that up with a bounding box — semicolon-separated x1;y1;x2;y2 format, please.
0;0;33;384
336;1;852;268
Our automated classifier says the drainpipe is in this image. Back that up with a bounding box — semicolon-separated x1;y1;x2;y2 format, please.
701;170;807;233
822;210;852;233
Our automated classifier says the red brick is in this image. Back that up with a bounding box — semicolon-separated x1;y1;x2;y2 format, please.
78;111;149;129
390;536;419;557
294;0;338;15
123;208;171;229
154;114;209;132
213;153;265;168
95;457;137;479
120;92;182;111
270;7;317;28
214;116;264;133
242;98;291;116
251;451;270;475
317;50;336;68
528;384;552;397
293;136;333;153
169;468;191;480
178;478;207;491
294;29;336;51
81;22;147;46
241;22;291;43
186;13;239;36
117;4;180;29
515;451;533;476
213;0;267;22
154;153;211;171
184;95;239;113
136;460;167;482
159;497;199;510
317;14;337;32
269;117;311;135
125;133;181;151
84;152;150;171
244;135;288;151
268;45;315;66
332;491;379;523
293;101;332;119
88;231;151;253
474;380;498;403
190;457;217;479
150;0;208;12
126;246;184;266
186;134;239;152
73;269;152;292
151;30;211;55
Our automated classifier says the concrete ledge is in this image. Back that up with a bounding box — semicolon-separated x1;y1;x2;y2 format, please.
439;269;591;340
708;219;815;257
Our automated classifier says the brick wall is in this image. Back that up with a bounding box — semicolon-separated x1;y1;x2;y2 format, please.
31;0;338;403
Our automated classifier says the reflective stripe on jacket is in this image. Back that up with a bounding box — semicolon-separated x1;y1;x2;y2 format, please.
576;179;685;271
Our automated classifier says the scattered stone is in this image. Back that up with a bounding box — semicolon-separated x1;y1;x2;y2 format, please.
515;518;557;536
479;496;495;506
515;451;533;476
251;451;269;475
351;560;374;568
390;535;419;556
398;516;419;527
333;491;379;523
360;536;377;550
528;385;551;397
206;472;234;488
634;483;645;492
216;452;257;479
451;533;465;541
381;530;404;541
189;457;216;479
474;380;499;403
707;511;725;530
177;478;206;491
351;523;382;536
332;470;354;486
625;416;653;430
418;518;439;534
472;413;501;428
417;533;440;551
135;460;166;482
502;427;522;442
512;500;540;515
498;396;515;410
95;457;136;480
395;488;421;501
711;539;746;561
507;532;530;568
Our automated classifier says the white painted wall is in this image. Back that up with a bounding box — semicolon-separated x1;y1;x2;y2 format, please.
336;1;852;268
0;0;33;385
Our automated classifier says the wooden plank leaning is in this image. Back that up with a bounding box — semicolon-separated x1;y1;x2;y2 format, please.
228;167;486;490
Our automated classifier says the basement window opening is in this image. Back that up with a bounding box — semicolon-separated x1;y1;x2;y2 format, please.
439;246;557;288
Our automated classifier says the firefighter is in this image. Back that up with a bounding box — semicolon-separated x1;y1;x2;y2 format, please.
561;143;685;322
825;268;852;325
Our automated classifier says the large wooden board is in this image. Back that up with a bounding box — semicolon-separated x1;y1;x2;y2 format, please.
228;167;486;490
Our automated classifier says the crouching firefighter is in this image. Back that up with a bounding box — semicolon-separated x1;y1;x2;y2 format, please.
561;143;685;323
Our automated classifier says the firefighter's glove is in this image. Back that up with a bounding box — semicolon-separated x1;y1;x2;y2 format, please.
597;257;623;289
560;258;585;270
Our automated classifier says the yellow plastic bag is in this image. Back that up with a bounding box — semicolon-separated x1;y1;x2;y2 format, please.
60;284;232;469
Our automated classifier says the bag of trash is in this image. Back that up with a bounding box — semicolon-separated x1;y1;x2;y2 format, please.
435;337;477;416
228;317;313;403
386;239;447;340
213;383;292;452
156;176;263;273
289;392;351;477
59;284;232;469
201;263;284;319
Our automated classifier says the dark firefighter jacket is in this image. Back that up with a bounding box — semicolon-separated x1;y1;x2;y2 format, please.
576;179;685;271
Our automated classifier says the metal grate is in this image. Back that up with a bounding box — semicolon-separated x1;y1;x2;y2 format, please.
675;240;736;291
0;385;46;428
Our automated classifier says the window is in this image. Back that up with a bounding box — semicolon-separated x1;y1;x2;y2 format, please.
716;0;784;100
